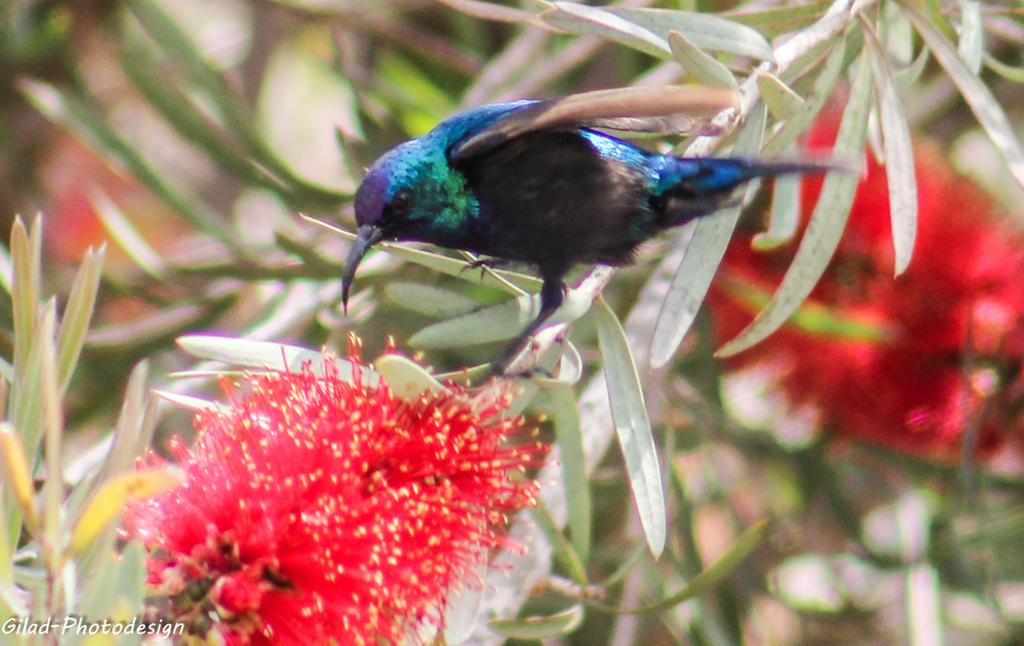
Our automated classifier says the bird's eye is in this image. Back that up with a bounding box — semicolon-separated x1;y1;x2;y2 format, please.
390;189;412;217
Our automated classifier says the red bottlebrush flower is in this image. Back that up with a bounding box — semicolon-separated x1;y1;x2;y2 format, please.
123;345;543;645
40;135;185;265
711;107;1024;458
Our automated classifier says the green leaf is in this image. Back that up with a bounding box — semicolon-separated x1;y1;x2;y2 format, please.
907;565;943;646
724;1;831;37
409;288;592;349
384;243;540;292
594;298;664;557
117;46;279;194
410;296;532;348
443;570;486;645
39;302;63;556
606;521;768;614
18;79;237;247
384;283;481;319
762;38;846;156
717;50;872;357
125;0;346;208
894;46;930;90
649;102;766;368
865;28;917;276
668;31;738;90
983;54;1024;83
541;2;671;60
882;0;914;64
373;354;446;402
717;273;890;342
256;34;360;194
545;389;591;565
907;5;1024;191
91;190;167;279
10;216;40;377
116;539;147;616
56;245;105;393
758;73;804;121
152;390;217;412
604;6;773;60
176;335;373;384
956;0;983;74
531;502;588;586
488;604;585;639
307;217;541;293
753;166;801;250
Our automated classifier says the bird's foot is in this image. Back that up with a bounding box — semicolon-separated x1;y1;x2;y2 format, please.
461;256;519;276
486;360;554;381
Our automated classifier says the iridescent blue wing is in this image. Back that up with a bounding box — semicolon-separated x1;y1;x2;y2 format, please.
448;86;739;162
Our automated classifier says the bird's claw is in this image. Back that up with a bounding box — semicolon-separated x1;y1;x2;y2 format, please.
460;256;518;276
486;361;554;381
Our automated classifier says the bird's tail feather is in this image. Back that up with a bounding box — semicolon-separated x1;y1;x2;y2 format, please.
654;156;855;228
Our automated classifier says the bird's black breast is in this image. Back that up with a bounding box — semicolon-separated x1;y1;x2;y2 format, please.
456;131;652;273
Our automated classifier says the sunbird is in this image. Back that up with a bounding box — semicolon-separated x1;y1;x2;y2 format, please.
342;86;842;373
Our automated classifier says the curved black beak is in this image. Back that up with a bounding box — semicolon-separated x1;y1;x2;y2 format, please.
341;224;383;314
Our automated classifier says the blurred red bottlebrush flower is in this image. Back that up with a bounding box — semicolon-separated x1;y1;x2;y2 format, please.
711;108;1024;458
40;136;184;265
123;343;544;645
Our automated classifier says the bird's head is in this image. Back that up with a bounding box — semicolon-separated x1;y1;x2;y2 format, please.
343;140;435;311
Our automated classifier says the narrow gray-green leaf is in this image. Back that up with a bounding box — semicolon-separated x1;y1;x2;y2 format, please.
488;604;585;639
753;170;801;250
621;521;767;613
547;389;591;564
983;54;1024;83
17;79;236;247
866;28;917;276
56;245;105;392
649;102;766;368
717;51;872;357
384;283;480;319
758;73;804;121
372;354;446;403
907;565;943;646
310;218;541;293
541;3;671;59
531;503;587;586
724;1;831;37
116;539;147;616
668;31;738;90
762;38;846;157
153;390;217;412
411;297;532;348
10;217;39;377
383;244;540;292
605;7;772;60
91;190;168;279
594;298;664;557
67;361;150;526
410;288;591;349
176;335;372;384
957;0;983;74
894;47;930;90
907;5;1024;190
118;46;276;192
882;0;914;64
126;0;346;208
